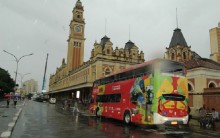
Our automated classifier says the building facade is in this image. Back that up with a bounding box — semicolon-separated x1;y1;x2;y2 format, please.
210;23;220;63
165;27;220;115
23;79;38;94
49;0;145;101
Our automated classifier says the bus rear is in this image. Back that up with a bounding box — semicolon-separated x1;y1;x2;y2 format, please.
152;60;188;125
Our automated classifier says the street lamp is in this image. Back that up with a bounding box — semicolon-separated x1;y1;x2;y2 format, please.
3;50;33;87
17;72;30;96
16;72;31;88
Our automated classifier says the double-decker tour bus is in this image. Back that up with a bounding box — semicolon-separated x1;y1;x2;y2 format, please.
90;58;188;125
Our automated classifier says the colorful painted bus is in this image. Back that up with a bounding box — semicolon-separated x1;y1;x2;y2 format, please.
90;58;188;125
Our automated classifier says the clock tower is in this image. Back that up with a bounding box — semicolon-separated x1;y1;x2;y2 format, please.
67;0;85;72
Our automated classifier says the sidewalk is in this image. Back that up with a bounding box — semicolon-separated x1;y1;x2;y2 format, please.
0;100;25;138
189;117;220;130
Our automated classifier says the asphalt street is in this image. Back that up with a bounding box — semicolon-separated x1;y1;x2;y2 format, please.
1;100;220;138
11;100;106;138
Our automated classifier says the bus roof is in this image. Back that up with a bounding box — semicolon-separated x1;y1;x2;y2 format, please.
96;58;183;81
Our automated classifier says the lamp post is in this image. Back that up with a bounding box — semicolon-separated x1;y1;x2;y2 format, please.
17;72;30;96
17;73;31;88
3;50;33;87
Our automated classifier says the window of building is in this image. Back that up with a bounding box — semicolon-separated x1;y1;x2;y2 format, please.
208;82;216;88
171;53;175;60
188;83;193;92
104;68;111;76
107;49;110;54
73;42;81;47
133;53;136;57
183;52;187;60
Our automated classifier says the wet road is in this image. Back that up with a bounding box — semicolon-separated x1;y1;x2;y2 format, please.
11;101;220;138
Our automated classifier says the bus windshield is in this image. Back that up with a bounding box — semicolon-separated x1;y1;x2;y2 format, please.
159;61;186;76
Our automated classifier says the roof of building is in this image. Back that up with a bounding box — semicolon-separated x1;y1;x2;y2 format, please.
169;28;188;48
191;51;201;59
75;0;83;9
124;40;136;51
100;35;111;49
184;58;220;70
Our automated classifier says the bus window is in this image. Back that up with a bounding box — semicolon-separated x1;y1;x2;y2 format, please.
120;70;133;81
96;95;100;102
162;94;185;101
160;61;185;76
115;94;121;102
96;94;121;103
93;80;101;87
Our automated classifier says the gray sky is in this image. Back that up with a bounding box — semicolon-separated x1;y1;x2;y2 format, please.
0;0;220;91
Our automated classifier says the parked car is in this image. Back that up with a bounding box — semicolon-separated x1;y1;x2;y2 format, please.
35;95;48;102
49;98;56;104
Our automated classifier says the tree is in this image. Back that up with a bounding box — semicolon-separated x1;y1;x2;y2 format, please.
0;67;15;98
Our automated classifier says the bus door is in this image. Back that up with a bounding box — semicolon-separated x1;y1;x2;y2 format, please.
145;85;153;122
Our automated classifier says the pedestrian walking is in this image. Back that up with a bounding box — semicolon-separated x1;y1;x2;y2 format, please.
4;93;11;108
72;100;79;114
13;95;18;108
6;96;10;108
64;99;68;110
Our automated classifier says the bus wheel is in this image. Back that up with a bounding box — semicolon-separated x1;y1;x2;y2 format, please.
124;111;131;125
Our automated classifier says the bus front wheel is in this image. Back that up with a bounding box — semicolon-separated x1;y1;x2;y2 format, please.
124;111;131;124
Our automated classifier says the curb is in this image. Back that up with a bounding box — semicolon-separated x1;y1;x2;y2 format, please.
0;103;24;138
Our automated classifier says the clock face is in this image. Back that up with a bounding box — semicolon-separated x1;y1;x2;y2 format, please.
74;25;81;33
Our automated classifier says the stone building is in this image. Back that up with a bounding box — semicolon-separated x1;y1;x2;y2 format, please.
23;79;38;94
48;0;144;101
165;27;220;114
210;23;220;63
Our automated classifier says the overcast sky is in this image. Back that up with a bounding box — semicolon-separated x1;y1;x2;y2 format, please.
0;0;220;92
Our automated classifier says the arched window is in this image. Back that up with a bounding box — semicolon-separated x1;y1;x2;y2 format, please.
171;53;175;60
208;82;216;88
107;49;110;54
188;83;193;92
183;52;187;60
104;67;111;76
188;82;194;92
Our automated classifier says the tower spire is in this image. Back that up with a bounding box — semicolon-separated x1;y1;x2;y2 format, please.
129;24;131;40
176;8;179;28
105;19;107;36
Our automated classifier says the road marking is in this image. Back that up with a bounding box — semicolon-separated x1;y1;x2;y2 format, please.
8;122;15;127
13;117;18;121
1;131;11;138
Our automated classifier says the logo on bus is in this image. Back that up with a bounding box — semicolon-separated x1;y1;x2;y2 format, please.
112;85;121;91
